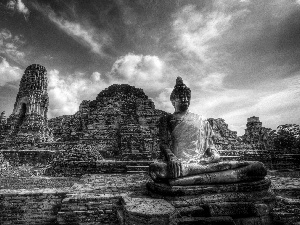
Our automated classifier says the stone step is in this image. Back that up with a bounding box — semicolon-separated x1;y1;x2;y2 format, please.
176;216;235;225
126;170;148;173
272;212;300;225
126;165;150;168
126;166;149;172
176;205;206;217
57;210;111;225
57;193;119;225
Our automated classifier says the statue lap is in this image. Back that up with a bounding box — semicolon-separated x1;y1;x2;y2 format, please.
149;160;267;185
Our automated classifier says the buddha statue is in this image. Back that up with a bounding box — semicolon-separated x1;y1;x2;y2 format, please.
149;77;267;186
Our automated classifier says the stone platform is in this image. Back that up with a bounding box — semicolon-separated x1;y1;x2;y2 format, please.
1;172;299;224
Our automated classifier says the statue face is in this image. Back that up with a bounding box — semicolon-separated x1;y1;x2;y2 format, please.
173;91;190;112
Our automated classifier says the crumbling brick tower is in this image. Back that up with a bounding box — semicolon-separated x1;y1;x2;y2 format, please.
6;64;52;143
244;116;262;144
243;116;275;149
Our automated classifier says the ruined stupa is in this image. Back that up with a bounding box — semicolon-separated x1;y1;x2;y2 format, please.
4;64;52;143
48;84;167;160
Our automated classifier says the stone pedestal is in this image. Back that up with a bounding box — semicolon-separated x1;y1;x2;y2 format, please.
146;178;271;196
118;178;276;225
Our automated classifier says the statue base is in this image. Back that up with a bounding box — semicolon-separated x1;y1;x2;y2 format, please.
119;178;276;225
145;178;275;225
146;178;271;196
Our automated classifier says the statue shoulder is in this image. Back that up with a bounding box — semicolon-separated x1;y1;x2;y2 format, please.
202;117;213;129
187;112;207;121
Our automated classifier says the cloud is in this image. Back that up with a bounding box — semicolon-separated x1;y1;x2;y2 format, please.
32;3;111;57
172;4;233;64
108;53;169;92
0;29;25;63
47;69;107;118
6;0;30;19
0;57;22;86
152;88;174;113
166;1;300;136
49;15;110;56
6;0;16;11
16;0;29;16
169;2;250;89
189;74;300;135
47;53;173;118
0;29;12;40
197;72;226;91
91;72;101;82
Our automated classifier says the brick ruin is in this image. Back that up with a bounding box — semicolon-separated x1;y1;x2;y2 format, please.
208;116;278;151
48;84;168;160
208;118;240;150
0;64;52;145
242;116;276;149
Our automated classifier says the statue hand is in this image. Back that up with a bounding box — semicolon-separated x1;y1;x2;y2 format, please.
168;153;177;162
198;158;210;164
167;158;182;178
201;148;221;164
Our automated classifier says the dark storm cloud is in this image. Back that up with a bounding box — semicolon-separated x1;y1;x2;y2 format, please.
275;9;300;69
218;0;300;88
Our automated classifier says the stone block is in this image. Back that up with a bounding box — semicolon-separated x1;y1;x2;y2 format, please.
207;202;270;217
177;205;206;217
233;215;272;225
176;216;235;225
122;196;176;225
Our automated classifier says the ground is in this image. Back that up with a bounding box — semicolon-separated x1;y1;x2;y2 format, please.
0;168;299;224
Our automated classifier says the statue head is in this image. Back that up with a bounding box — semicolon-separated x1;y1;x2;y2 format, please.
170;77;191;112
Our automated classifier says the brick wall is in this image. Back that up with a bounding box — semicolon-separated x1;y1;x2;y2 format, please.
0;190;125;225
58;193;121;224
0;189;68;225
0;174;150;225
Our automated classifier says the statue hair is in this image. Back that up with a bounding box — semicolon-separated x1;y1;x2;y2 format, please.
170;77;191;104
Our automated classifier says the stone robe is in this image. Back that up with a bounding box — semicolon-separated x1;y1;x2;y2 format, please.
171;112;216;163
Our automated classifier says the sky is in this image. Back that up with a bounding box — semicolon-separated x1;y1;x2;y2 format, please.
0;0;300;135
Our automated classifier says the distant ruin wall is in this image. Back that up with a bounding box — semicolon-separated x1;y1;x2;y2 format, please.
219;149;300;170
45;161;152;177
1;150;57;166
46;150;300;177
1;148;299;171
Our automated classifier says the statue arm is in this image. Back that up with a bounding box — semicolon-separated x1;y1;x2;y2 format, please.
159;115;177;161
159;115;182;178
160;144;177;161
200;120;221;164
